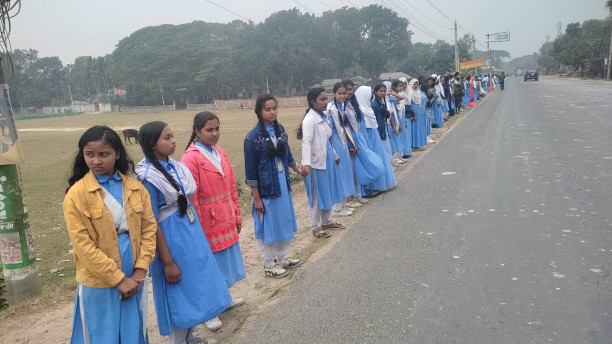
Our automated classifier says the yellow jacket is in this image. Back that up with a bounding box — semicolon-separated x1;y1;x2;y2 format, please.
63;170;157;288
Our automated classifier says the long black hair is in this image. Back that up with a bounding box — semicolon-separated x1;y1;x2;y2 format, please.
296;87;326;140
185;111;220;151
255;94;286;158
67;125;134;192
138;121;188;217
342;79;363;123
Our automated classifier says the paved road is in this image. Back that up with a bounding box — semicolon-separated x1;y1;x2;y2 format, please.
235;77;612;344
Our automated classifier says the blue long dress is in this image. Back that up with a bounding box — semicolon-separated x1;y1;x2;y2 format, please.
410;100;427;148
138;159;231;336
304;113;341;209
252;125;298;244
421;91;432;136
398;106;412;156
329;102;358;199
70;173;148;344
432;97;444;128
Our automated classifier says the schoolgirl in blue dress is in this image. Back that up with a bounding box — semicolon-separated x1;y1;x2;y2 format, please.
371;83;394;157
391;79;414;158
382;81;404;161
423;77;436;136
64;126;157;344
342;79;380;202
407;79;427;149
356;85;397;192
135;121;230;344
298;87;343;238
244;94;303;278
432;76;445;128
327;82;358;216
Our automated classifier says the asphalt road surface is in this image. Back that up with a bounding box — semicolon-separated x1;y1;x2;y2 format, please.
236;77;612;344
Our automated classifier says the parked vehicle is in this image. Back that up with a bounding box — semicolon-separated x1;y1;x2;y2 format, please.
516;67;523;76
524;70;538;81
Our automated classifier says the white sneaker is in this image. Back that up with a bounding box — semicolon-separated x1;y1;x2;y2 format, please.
345;201;363;208
333;209;353;216
264;264;288;278
205;316;223;331
355;196;369;204
227;298;244;310
276;258;302;268
393;158;405;164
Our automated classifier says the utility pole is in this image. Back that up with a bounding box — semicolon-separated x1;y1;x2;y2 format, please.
0;54;41;305
606;30;612;80
472;34;477;75
454;21;459;72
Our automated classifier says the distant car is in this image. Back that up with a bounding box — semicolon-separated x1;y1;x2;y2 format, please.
524;70;538;81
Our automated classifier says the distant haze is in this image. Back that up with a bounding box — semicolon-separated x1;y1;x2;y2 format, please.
11;0;608;65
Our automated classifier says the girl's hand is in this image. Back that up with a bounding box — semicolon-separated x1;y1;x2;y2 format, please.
117;276;140;300
335;158;340;165
348;147;357;157
292;166;303;176
163;261;181;284
253;198;265;214
302;165;311;177
236;223;242;234
398;125;403;132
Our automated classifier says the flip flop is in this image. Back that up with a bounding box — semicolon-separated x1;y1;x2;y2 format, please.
321;222;345;230
312;229;331;238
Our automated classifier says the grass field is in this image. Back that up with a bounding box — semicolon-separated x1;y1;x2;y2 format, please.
2;107;307;312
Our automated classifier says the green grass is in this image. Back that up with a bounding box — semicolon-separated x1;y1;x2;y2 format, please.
14;112;82;121
0;107;306;314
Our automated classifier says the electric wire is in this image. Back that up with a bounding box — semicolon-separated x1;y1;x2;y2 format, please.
204;0;250;21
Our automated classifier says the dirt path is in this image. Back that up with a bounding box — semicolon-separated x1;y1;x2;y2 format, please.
0;109;470;343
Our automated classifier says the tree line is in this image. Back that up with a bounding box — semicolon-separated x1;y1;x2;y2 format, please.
5;5;508;109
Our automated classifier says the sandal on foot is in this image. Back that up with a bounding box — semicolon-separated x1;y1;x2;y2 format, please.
312;229;331;238
321;222;345;230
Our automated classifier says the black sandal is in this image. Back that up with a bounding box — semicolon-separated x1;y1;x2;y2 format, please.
312;229;331;238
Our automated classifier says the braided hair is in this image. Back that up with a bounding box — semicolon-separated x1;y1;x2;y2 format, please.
254;94;286;158
296;87;326;140
138;121;188;217
185;111;220;151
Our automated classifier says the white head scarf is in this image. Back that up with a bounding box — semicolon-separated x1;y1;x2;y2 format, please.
355;86;378;129
382;81;398;119
407;79;421;105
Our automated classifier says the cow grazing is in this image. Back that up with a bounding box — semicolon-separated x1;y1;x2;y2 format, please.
122;129;139;144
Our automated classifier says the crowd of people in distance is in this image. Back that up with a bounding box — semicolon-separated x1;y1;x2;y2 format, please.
62;72;500;344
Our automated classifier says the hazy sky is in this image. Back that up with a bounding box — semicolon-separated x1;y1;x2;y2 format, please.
10;0;609;65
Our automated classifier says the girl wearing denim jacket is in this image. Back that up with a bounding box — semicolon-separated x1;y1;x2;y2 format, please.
244;94;304;278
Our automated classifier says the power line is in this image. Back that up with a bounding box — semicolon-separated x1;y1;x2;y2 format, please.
204;0;250;21
316;0;334;11
424;0;454;24
293;0;318;14
403;0;452;30
382;0;452;42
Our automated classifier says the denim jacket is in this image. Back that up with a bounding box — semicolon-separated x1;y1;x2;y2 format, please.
244;123;296;199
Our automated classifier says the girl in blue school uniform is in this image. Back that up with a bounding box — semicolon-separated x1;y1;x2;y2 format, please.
407;79;428;149
382;81;404;164
391;79;415;158
357;85;397;192
328;82;358;216
422;77;436;137
298;87;343;238
341;79;384;203
135;121;230;344
64;126;157;344
244;94;304;278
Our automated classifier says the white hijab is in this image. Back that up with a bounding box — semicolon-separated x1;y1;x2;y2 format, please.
355;86;378;129
407;79;421;105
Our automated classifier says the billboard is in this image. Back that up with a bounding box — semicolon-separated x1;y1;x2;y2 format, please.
459;58;485;70
0;84;21;165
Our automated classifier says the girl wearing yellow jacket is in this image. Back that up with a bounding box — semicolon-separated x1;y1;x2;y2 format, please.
63;125;157;344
